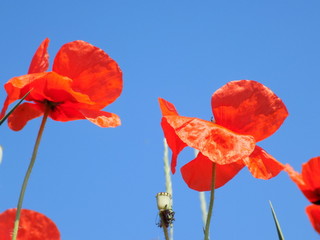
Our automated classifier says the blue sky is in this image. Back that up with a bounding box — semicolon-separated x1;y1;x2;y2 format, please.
1;0;320;239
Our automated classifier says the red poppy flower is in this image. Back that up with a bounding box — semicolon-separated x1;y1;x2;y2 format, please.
285;157;320;204
0;38;122;131
159;80;288;191
306;205;320;234
0;208;60;240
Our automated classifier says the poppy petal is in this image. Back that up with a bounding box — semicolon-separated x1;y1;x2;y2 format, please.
286;157;320;204
285;164;312;199
163;115;255;165
46;105;121;127
0;208;60;240
161;117;187;174
53;40;122;107
159;98;179;116
215;160;245;189
28;38;50;74
159;98;186;173
301;157;320;203
7;103;43;131
25;72;94;105
0;73;47;118
306;205;320;234
244;146;284;179
79;109;121;127
212;80;288;142
1;72;92;118
181;152;245;191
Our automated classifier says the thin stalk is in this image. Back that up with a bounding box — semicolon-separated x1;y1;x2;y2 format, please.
160;217;170;240
163;139;174;240
199;191;208;227
204;163;216;240
11;106;50;240
196;149;208;229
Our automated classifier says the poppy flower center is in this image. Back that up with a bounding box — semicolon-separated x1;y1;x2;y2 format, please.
312;189;320;205
42;100;63;111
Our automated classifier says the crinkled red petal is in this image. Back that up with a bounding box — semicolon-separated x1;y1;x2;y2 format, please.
163;115;255;165
215;160;245;189
0;208;60;240
161;118;187;174
48;105;121;127
244;145;284;179
212;80;288;142
159;98;185;173
302;157;320;203
1;72;96;119
28;38;50;74
306;205;320;234
7;103;44;131
181;152;245;191
24;72;94;105
158;98;179;116
78;109;121;127
286;157;320;204
0;73;48;118
53;40;122;108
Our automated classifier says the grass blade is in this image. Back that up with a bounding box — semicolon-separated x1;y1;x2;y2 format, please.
0;89;32;126
269;200;285;240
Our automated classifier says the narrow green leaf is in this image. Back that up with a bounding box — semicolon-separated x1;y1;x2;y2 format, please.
0;89;32;126
269;200;285;240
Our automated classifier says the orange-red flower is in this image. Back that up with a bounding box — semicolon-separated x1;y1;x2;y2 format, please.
159;80;288;191
1;38;122;131
285;157;320;234
0;208;60;240
306;205;320;234
285;157;320;204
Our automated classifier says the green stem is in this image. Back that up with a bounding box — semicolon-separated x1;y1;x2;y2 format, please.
11;107;50;240
160;215;170;240
204;163;216;240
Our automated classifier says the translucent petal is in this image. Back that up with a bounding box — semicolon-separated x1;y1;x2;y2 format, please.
79;109;121;128
161;118;187;174
0;208;60;240
0;73;47;118
302;157;320;200
7;103;43;131
53;40;122;107
215;160;245;189
159;98;186;173
28;38;50;74
164;115;255;165
212;80;288;141
181;152;245;191
306;205;320;234
244;146;284;179
286;157;320;203
158;98;179;116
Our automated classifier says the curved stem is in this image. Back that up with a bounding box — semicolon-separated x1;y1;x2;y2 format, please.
204;163;216;240
11;107;50;240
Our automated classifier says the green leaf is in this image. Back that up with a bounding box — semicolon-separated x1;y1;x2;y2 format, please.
0;89;32;126
269;200;285;240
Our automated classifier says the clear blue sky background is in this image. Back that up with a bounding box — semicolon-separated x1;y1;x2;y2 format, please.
1;0;319;239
